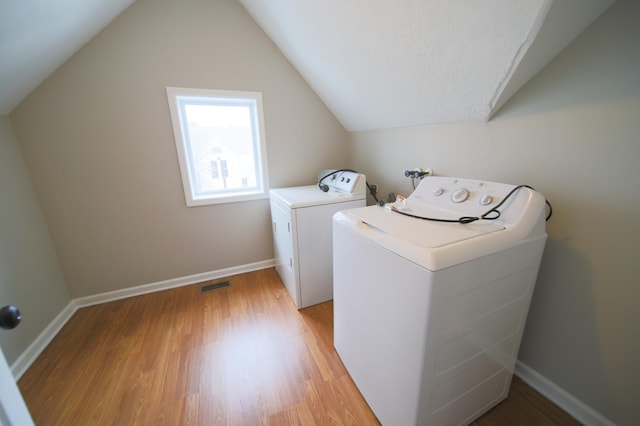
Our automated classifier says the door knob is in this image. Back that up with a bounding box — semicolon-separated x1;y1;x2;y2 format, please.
0;305;21;330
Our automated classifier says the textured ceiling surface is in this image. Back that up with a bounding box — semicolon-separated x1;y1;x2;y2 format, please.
0;0;614;127
240;0;614;131
241;0;548;130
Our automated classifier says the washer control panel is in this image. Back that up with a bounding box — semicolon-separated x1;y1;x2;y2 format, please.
407;176;516;216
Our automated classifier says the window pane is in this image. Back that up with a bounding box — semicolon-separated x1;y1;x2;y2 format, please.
182;102;258;197
166;87;269;206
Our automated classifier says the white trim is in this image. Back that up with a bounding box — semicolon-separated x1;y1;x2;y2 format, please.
11;260;275;380
515;361;615;426
73;259;275;308
11;301;78;380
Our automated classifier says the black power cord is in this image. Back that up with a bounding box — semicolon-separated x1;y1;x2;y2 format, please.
318;169;380;203
388;185;553;224
317;169;357;192
366;182;380;204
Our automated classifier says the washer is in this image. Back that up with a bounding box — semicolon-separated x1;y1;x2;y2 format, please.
333;176;548;426
270;170;366;309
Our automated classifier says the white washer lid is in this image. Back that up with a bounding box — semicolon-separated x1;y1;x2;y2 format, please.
334;177;547;271
335;206;510;271
270;185;365;208
345;205;504;248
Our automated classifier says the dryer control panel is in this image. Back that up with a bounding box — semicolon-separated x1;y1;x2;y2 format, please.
318;170;366;195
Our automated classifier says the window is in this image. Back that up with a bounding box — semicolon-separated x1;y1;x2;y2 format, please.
166;87;269;206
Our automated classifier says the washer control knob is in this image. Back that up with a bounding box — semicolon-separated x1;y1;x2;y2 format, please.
451;188;469;203
433;187;444;196
480;194;493;206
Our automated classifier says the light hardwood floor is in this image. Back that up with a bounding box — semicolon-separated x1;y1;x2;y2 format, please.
19;268;579;425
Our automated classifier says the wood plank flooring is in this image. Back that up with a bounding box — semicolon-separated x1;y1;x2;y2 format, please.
19;268;579;425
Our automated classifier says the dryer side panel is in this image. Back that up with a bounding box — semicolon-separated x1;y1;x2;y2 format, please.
296;199;364;308
270;198;298;306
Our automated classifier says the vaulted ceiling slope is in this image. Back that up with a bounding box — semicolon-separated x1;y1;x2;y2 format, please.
0;0;135;115
1;0;613;129
240;0;614;131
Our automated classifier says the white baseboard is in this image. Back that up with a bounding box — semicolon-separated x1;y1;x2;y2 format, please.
515;361;615;426
11;259;275;380
11;300;79;379
73;259;275;308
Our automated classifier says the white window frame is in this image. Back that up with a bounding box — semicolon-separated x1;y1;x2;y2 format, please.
166;87;270;206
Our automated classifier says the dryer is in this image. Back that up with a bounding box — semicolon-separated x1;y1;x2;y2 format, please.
333;176;548;425
270;170;366;309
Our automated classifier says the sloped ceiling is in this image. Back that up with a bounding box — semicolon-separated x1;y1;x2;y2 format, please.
0;0;135;115
240;0;614;131
1;0;613;130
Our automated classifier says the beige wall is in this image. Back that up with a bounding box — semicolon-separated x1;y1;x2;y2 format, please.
0;116;70;364
10;0;349;298
5;0;638;422
349;2;639;424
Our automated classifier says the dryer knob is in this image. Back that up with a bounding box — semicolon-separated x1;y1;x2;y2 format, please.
451;188;469;203
433;187;444;196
